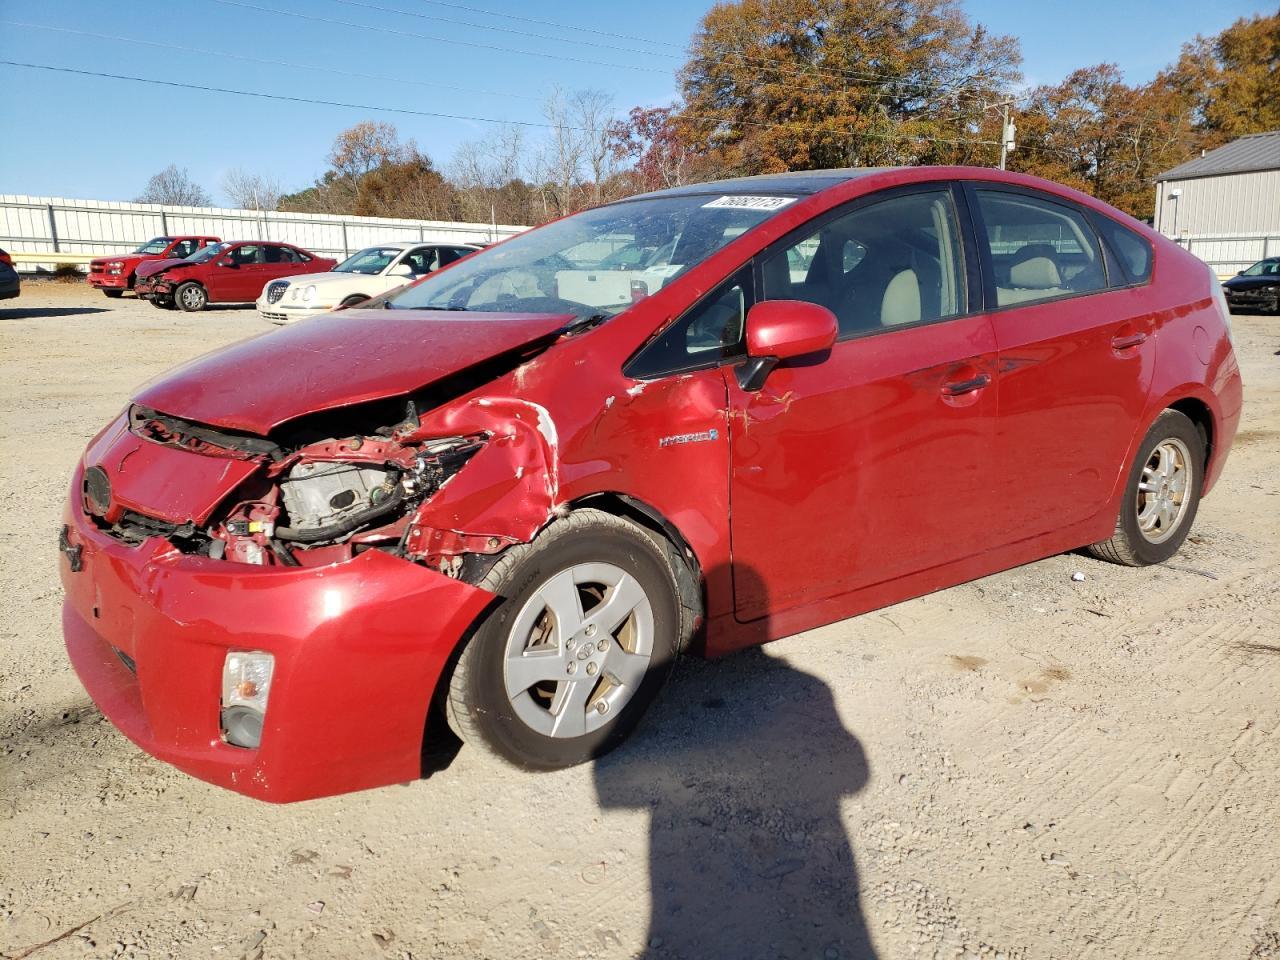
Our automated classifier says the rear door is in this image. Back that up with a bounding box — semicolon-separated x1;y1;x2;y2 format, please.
725;185;1000;621
967;185;1157;543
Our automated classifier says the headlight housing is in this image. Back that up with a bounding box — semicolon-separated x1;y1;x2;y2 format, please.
302;284;317;302
221;651;275;749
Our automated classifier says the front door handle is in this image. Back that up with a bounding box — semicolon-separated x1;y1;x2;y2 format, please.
1111;332;1148;350
941;373;991;396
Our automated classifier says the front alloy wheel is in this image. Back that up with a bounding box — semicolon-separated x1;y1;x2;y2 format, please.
446;509;696;769
503;562;655;739
175;281;208;312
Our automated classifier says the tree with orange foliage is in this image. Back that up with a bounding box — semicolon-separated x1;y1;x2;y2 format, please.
676;0;1022;174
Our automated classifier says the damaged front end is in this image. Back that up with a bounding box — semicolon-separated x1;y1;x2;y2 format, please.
97;393;561;583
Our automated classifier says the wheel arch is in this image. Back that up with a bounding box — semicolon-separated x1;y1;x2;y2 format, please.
421;494;706;768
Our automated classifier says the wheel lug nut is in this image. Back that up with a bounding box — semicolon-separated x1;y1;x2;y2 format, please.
596;701;609;715
586;662;598;676
567;662;577;675
597;639;609;652
585;624;597;638
565;638;575;650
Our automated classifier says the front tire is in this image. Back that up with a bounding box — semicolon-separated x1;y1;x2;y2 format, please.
175;282;207;312
1089;409;1204;566
102;289;124;299
446;509;696;769
339;294;370;309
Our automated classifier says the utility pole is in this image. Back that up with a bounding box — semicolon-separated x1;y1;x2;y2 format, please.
998;100;1017;170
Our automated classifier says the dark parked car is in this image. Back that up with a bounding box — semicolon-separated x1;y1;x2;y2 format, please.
134;241;337;311
1222;257;1280;313
0;247;18;301
60;166;1242;801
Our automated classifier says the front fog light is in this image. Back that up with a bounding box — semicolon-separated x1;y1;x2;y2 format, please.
221;651;274;748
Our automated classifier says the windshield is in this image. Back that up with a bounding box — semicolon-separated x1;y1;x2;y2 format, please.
1242;259;1280;277
134;237;174;255
336;247;403;275
185;242;231;264
386;194;797;318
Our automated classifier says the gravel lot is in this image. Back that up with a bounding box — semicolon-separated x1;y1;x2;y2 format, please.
2;281;1278;960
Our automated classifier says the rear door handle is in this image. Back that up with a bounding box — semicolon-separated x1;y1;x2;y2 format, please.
941;373;991;396
1111;332;1148;350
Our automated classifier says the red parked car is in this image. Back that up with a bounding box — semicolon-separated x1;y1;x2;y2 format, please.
87;236;221;297
60;167;1242;801
133;240;336;311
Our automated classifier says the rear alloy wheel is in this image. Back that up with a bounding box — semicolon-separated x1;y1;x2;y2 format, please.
175;281;208;312
102;289;124;299
446;509;696;769
1089;409;1204;566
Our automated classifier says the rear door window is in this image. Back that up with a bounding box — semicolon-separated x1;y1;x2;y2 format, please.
974;190;1107;306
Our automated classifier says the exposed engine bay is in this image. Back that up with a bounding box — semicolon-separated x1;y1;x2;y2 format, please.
98;399;561;581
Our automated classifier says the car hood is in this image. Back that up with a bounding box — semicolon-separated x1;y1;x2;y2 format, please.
1224;275;1279;290
132;309;575;435
135;258;190;279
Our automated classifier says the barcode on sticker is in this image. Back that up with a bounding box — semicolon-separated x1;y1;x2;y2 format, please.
701;195;796;211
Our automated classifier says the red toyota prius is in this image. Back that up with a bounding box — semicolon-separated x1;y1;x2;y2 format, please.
59;167;1242;801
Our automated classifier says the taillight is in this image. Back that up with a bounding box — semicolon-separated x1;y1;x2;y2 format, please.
630;279;649;303
0;251;12;267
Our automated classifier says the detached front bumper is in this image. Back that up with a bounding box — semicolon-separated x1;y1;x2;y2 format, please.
59;474;495;802
1225;289;1279;312
88;273;129;290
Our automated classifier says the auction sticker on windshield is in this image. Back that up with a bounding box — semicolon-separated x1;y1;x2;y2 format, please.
701;195;797;211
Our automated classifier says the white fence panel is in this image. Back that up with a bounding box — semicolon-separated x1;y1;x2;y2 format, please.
0;194;527;272
1175;234;1279;278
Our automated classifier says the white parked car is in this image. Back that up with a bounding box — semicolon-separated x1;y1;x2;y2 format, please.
257;242;482;323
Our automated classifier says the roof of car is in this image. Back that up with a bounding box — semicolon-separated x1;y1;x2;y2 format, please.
626;167;897;202
1157;130;1280;181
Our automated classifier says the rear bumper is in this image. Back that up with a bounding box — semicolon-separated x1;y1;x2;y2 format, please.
59;476;495;802
0;273;18;299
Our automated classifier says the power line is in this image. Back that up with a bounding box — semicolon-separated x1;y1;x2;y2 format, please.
0;21;543;101
409;0;682;49
209;0;669;73
0;58;1016;153
222;0;1014;110
323;0;682;58
0;60;571;129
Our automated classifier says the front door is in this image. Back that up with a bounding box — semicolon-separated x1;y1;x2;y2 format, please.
727;186;999;621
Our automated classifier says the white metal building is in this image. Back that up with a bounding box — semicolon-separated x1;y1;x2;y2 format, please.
1153;130;1280;277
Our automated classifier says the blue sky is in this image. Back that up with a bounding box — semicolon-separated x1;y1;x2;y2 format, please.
0;0;1266;205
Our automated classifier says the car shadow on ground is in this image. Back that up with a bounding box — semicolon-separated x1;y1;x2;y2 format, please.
594;563;878;960
0;306;110;318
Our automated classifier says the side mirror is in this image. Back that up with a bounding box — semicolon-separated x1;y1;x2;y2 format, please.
388;263;416;279
219;256;237;268
737;300;838;391
1237;270;1245;276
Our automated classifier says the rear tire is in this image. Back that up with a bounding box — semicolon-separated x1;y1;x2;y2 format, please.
446;509;697;769
175;282;207;312
1088;409;1204;566
102;289;124;299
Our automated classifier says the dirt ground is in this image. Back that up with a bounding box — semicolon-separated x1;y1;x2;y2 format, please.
1;280;1278;960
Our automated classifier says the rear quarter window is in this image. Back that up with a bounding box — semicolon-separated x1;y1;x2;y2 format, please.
1091;214;1153;285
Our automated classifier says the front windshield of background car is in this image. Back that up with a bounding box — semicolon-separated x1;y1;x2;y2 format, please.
185;242;231;264
1242;259;1280;277
336;247;402;275
134;237;174;255
385;194;799;319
